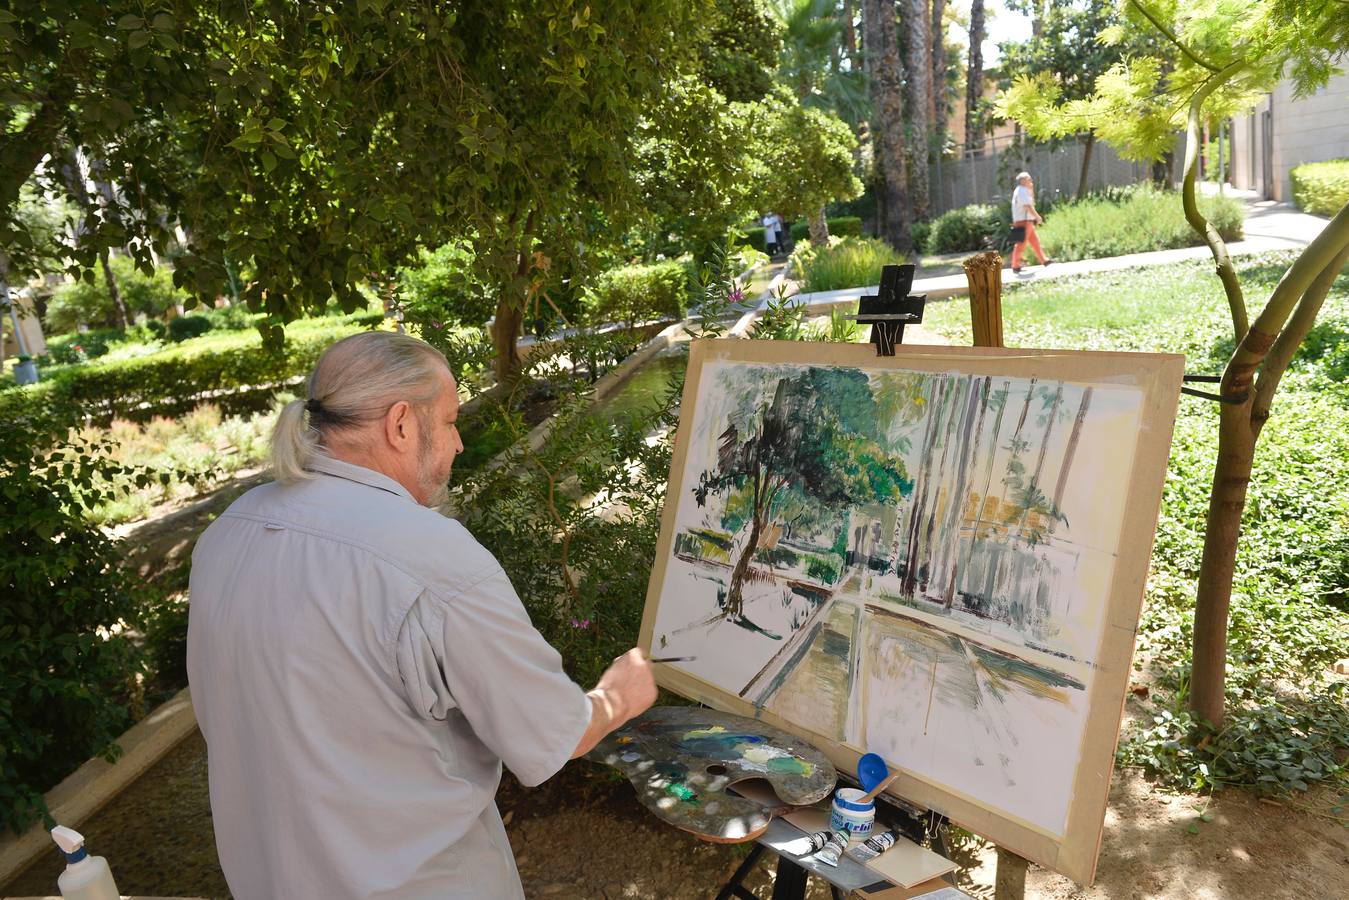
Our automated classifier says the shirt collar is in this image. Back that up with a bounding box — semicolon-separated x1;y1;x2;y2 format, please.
304;454;416;503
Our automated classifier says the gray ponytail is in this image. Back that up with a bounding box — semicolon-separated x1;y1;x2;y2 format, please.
270;331;449;483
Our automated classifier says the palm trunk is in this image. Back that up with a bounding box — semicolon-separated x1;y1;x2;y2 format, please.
965;0;985;155
931;0;948;151
904;0;932;220
864;0;914;251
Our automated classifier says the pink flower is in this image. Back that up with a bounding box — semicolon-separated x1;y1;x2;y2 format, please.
570;618;592;630
728;288;745;305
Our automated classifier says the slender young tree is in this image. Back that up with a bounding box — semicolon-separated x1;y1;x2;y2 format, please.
1000;0;1349;727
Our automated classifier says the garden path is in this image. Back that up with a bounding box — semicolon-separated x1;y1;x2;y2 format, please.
786;194;1332;309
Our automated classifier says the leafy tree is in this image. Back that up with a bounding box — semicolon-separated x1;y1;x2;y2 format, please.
772;0;869;124
700;0;784;103
751;94;864;242
692;367;911;618
998;0;1150;197
1;2;703;386
999;0;1349;727
45;254;188;332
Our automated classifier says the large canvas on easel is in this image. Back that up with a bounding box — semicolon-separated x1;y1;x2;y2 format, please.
640;339;1183;884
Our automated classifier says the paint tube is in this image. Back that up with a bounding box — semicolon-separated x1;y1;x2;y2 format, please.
812;830;850;867
779;829;834;856
847;829;898;863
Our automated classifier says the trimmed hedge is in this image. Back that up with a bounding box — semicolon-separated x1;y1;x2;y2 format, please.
1;314;382;426
789;216;863;242
581;260;691;325
1037;186;1243;261
1291;159;1349;217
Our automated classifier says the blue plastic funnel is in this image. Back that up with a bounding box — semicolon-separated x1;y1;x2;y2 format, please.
856;752;889;794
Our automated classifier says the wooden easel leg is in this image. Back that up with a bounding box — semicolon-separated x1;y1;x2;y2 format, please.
994;846;1029;900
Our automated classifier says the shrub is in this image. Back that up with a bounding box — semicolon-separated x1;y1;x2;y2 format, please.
1;407;153;834
1037;185;1244;261
925;204;1005;255
1;313;383;427
1290;159;1349;217
45;257;189;333
910;220;931;256
788;216;863;242
581;259;691;325
792;237;908;293
167;314;213;343
398;242;498;330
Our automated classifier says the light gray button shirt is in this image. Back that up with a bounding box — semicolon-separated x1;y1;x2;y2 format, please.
186;456;592;899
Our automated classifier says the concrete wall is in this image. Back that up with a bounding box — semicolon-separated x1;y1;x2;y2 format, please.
1229;71;1349;202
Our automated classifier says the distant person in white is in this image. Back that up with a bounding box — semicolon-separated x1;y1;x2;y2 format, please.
1011;171;1052;274
187;331;657;899
762;212;780;255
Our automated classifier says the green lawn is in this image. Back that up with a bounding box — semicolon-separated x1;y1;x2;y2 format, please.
927;252;1349;796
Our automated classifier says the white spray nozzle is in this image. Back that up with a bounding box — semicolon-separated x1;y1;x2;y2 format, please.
52;826;84;854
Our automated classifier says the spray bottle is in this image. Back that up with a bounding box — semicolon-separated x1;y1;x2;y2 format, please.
50;826;120;900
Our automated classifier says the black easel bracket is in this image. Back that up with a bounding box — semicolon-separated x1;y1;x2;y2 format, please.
843;264;928;356
1181;374;1246;405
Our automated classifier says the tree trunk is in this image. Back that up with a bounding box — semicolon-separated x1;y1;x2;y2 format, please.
491;293;525;386
842;0;859;69
931;0;948;152
1076;132;1096;199
808;206;830;244
965;0;985;155
1188;400;1257;727
725;515;765;620
0;84;70;217
904;0;932;220
864;0;914;251
99;250;129;329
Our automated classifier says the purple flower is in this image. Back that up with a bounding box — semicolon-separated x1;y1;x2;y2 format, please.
431;321;444;330
570;618;592;630
727;288;745;305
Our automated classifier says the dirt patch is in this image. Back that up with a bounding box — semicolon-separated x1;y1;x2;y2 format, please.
4;727;1345;900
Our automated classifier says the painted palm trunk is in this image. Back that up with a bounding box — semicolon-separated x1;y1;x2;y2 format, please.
644;340;1183;881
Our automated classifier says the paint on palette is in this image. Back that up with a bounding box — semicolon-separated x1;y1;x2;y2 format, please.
651;360;1148;836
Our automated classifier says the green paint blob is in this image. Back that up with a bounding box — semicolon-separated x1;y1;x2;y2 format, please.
765;757;815;777
666;783;698;802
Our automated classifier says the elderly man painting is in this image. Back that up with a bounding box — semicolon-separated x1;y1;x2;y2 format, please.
187;331;657;899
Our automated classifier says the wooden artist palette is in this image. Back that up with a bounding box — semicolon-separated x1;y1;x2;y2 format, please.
590;706;837;842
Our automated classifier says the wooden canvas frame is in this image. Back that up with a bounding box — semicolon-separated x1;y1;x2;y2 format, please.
639;338;1184;884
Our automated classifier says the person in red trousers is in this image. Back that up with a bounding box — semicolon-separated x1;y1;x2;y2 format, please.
1011;172;1053;274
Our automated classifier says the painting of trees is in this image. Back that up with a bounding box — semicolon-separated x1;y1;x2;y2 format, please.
692;367;912;619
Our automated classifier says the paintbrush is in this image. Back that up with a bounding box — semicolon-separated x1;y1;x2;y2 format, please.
649;655;698;664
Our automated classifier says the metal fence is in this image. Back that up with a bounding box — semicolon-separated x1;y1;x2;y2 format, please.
925;133;1186;216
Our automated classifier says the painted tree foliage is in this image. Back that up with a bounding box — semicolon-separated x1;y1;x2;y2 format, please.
999;0;1349;727
693;368;912;619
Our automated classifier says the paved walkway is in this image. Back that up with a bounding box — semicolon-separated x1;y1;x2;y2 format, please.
778;193;1331;311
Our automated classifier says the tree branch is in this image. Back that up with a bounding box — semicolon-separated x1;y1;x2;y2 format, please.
1128;0;1222;73
1223;201;1349;402
1250;234;1349;432
1182;62;1247;341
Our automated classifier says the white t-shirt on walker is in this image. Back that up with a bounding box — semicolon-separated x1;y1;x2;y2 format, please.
1012;184;1035;222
